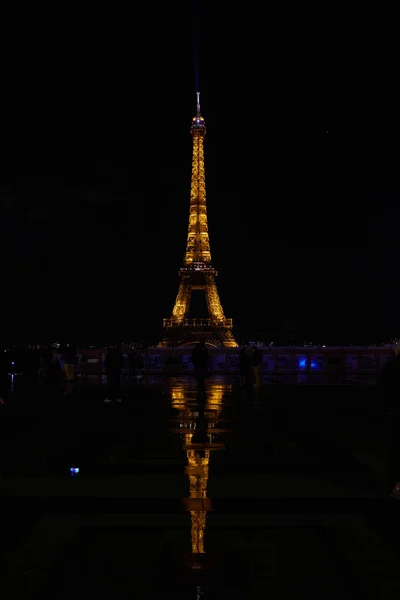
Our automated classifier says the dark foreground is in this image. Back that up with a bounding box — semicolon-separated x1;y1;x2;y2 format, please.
1;374;400;599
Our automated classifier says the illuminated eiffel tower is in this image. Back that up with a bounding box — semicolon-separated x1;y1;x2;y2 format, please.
159;93;238;348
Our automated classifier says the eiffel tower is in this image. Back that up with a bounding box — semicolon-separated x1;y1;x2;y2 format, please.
159;94;238;347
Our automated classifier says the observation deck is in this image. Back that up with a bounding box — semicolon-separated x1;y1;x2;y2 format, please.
180;262;217;275
163;318;233;329
190;114;206;132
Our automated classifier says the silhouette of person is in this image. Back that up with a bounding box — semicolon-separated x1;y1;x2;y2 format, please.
0;347;9;404
104;343;124;403
377;350;400;494
62;344;76;382
132;351;145;381
38;346;53;385
128;346;137;379
48;354;62;389
377;351;400;413
78;350;87;379
250;344;262;388
239;346;250;387
191;340;209;393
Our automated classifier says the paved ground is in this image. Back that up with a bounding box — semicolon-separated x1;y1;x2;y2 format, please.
0;374;400;599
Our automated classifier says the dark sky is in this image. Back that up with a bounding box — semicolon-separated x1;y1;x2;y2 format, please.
0;4;399;344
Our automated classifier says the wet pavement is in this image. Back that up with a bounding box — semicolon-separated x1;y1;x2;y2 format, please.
1;374;400;598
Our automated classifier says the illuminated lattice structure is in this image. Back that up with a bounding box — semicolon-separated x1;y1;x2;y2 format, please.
159;93;237;348
169;380;229;556
186;435;209;554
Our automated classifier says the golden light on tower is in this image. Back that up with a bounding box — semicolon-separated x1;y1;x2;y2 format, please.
186;439;210;554
169;379;226;556
159;93;238;347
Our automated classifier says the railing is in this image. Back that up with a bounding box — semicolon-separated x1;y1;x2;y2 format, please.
163;318;233;328
180;263;216;273
50;346;394;380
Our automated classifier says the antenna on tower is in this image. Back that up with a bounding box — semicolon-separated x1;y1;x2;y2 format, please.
196;92;201;116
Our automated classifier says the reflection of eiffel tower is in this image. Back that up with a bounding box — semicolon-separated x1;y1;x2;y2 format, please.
159;93;238;348
186;442;209;554
170;380;229;557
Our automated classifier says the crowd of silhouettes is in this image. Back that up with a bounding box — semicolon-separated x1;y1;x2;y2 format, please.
0;343;148;404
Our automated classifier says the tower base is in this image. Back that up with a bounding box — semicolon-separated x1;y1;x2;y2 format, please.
158;318;238;348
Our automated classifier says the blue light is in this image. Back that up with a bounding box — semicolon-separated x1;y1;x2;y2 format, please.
70;467;79;475
298;358;320;370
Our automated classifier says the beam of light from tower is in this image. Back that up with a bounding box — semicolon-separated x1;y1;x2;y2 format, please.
191;0;200;94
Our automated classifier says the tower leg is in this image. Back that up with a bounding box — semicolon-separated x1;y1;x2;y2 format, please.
171;277;192;322
219;329;238;347
204;274;225;322
205;274;237;347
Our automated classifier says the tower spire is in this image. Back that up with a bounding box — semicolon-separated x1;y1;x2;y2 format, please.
196;91;201;117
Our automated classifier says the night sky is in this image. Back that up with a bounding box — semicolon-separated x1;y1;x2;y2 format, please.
0;4;399;344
